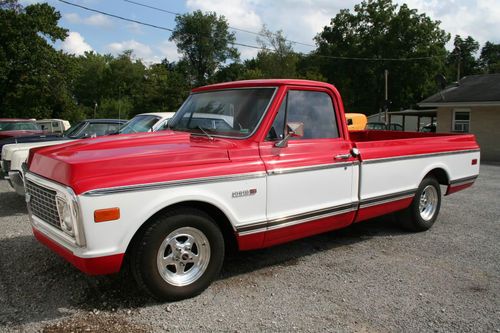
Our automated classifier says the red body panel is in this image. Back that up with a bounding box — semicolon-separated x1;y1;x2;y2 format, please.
33;228;124;275
350;130;478;161
446;182;475;195
354;197;414;223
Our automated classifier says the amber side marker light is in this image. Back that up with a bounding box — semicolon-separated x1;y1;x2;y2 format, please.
94;208;120;223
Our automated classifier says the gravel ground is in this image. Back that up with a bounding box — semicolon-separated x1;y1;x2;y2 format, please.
0;164;499;333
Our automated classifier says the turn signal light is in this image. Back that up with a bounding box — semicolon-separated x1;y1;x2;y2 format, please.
94;208;120;223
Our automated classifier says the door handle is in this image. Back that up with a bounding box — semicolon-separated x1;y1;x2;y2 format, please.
334;153;351;160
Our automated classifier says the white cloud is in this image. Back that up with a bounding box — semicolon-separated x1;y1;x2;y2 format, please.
61;31;93;55
157;40;181;62
63;12;113;28
186;0;262;31
106;40;156;62
403;0;500;47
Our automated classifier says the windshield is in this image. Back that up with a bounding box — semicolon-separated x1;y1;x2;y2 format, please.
169;88;276;138
119;115;161;134
64;122;86;138
0;121;40;131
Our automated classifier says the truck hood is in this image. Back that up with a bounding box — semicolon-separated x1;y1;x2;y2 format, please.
29;131;235;194
2;140;73;161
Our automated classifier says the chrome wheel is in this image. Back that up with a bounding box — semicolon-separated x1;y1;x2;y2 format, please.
156;227;211;287
419;185;438;221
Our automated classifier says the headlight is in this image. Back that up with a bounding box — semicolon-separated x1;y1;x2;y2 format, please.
56;196;75;237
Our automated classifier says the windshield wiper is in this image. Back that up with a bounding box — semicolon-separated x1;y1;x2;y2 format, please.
197;125;214;141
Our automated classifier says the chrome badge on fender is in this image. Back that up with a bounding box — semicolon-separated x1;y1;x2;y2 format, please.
232;189;257;198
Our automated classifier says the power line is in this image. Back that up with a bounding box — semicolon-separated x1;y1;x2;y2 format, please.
123;0;316;48
58;0;173;32
57;0;440;62
57;0;266;50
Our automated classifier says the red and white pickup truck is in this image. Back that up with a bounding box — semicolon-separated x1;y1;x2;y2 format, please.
25;79;480;300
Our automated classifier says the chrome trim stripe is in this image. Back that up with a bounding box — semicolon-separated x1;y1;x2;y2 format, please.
83;171;267;196
359;189;417;208
359;194;415;208
237;202;358;235
449;175;478;186
267;161;358;176
362;149;480;165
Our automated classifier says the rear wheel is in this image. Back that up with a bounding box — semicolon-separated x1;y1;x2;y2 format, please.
131;208;224;301
398;177;441;231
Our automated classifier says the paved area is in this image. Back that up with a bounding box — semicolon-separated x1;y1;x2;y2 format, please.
0;164;499;332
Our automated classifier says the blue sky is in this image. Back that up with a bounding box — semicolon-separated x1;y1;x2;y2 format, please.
21;0;500;64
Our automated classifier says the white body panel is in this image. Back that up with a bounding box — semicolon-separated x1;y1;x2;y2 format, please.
360;151;480;201
266;166;354;220
70;176;266;258
2;140;72;171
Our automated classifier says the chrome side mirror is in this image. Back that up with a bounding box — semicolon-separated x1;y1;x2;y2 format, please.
275;122;304;148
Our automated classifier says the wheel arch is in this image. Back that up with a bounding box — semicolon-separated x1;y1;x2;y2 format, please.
420;165;450;187
125;200;238;261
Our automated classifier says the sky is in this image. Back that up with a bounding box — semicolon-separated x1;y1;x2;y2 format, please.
20;0;500;64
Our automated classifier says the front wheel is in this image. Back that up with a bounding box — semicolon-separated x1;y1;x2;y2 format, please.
397;177;441;231
131;208;224;301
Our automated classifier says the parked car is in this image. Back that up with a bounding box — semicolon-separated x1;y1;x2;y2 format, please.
36;119;71;134
345;113;367;130
0;118;45;139
24;79;479;301
117;112;175;134
421;123;437;133
2;113;175;196
366;122;404;131
1;119;126;194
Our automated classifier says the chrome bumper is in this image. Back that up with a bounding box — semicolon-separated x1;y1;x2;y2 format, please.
7;171;25;196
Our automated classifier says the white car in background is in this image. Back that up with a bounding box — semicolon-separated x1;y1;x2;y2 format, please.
2;112;175;196
36;119;71;134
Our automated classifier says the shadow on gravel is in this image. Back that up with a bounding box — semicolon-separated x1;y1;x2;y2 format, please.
0;191;27;218
0;215;407;328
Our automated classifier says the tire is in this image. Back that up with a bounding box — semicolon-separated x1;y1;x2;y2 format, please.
131;208;225;301
398;177;441;232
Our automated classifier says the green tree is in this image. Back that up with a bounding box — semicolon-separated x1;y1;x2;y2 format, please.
447;35;480;81
315;0;449;114
0;1;73;119
479;41;500;74
170;10;239;86
254;26;299;78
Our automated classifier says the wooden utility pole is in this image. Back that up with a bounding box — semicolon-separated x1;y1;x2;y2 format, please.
384;69;389;126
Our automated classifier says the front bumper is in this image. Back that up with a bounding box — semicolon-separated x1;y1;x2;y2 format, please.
33;227;124;275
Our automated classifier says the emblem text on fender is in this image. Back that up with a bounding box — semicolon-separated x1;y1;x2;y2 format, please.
232;189;257;198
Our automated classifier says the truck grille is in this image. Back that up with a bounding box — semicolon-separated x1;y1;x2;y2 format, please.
25;180;61;230
1;159;10;174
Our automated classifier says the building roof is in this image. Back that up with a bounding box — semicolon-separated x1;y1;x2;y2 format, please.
419;74;500;107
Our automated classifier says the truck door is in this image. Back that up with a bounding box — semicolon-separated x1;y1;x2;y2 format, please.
259;87;358;246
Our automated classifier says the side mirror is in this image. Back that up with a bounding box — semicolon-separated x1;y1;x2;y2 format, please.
275;122;304;148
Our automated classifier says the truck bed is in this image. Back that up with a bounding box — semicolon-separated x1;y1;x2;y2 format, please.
349;130;479;161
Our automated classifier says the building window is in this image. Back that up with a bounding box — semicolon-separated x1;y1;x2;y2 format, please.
452;109;470;132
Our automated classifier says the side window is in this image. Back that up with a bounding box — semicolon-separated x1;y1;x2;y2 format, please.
288;90;339;139
266;90;339;140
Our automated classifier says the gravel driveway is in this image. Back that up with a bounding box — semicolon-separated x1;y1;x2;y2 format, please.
0;164;499;332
